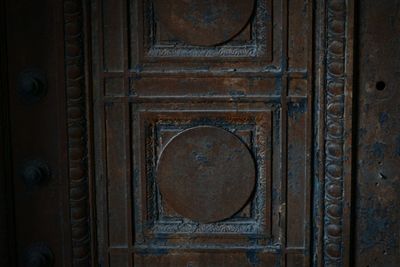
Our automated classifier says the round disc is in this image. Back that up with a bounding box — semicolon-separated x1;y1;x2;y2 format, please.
156;126;256;223
153;0;255;46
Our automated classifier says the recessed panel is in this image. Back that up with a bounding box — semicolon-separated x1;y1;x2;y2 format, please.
132;106;274;243
129;0;274;67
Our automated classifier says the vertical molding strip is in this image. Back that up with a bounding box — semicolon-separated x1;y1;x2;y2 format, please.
323;0;353;266
64;0;91;266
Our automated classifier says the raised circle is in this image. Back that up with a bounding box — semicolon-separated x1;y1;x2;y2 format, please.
156;126;256;223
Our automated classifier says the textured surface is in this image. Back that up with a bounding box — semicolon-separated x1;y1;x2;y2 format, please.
354;1;400;266
157;126;256;223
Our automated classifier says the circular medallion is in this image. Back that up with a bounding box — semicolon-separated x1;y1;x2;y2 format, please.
156;126;256;223
153;0;255;46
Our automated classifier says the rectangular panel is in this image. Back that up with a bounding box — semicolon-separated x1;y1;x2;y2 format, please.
288;0;311;70
105;103;129;246
288;78;308;97
131;77;278;98
287;100;309;248
286;253;305;267
110;254;129;267
134;251;277;267
102;0;124;71
105;77;124;97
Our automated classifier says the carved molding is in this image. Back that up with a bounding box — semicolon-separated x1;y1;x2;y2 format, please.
323;0;350;265
64;0;90;266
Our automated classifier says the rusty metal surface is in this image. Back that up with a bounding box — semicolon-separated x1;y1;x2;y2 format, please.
354;0;400;266
156;126;256;223
153;0;255;46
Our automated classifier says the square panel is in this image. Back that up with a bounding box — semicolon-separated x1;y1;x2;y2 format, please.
132;106;273;247
129;0;273;66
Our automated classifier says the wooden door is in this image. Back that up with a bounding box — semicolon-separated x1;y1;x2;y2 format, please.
2;0;365;266
92;0;314;266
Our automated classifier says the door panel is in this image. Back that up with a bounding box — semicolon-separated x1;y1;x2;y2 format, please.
92;0;312;266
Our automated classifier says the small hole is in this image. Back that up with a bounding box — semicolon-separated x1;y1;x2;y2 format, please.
376;81;386;91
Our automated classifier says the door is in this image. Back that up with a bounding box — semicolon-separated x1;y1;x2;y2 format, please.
92;0;313;266
3;0;382;266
